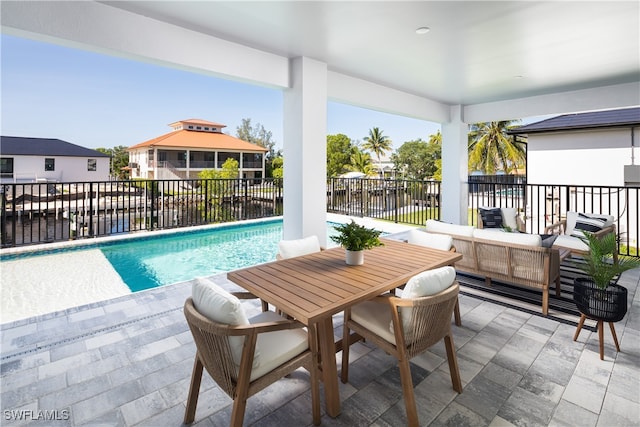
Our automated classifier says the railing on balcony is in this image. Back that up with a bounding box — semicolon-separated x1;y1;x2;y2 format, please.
2;177;637;256
1;178;283;247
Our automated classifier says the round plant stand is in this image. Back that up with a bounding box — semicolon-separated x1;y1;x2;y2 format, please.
572;278;627;360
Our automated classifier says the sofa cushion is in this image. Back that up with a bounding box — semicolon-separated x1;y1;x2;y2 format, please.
479;207;503;228
553;234;589;252
407;229;453;251
278;235;321;259
473;228;542;247
565;211;614;236
500;207;519;231
192;277;255;367
425;219;474;237
570;213;609;238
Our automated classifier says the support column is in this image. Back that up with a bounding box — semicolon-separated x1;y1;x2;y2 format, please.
282;57;328;245
441;105;469;225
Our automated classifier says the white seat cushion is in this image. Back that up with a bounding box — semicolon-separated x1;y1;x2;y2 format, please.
192;277;254;367
350;300;396;344
249;311;309;381
278;235;321;259
407;229;453;251
473;228;542;247
552;234;589;252
425;219;475;237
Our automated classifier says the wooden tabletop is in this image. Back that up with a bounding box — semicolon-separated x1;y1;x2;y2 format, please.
227;238;462;325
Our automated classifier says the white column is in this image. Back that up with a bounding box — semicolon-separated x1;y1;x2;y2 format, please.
441;105;469;225
282;57;328;245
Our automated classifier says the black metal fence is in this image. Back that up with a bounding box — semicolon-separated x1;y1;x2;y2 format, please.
2;177;638;256
1;178;282;247
327;178;441;226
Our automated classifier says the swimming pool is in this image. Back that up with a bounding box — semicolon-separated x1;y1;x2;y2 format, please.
2;219;343;293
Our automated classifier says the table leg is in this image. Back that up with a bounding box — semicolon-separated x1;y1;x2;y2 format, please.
317;317;341;417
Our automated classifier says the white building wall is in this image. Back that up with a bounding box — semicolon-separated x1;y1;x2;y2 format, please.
527;127;638;186
7;155;109;183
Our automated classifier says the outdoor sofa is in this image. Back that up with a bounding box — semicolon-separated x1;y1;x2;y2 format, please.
423;219;561;315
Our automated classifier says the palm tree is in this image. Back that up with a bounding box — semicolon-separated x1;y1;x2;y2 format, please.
362;127;392;178
468;121;525;174
348;149;374;175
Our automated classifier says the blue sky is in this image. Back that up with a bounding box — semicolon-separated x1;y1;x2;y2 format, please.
1;34;441;152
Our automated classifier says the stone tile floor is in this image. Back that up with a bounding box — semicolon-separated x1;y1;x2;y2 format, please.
1;267;639;426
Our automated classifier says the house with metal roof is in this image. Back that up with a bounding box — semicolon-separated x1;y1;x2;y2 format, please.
0;136;110;183
508;107;640;187
127;119;267;180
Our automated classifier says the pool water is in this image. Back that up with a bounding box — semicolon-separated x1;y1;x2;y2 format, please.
102;221;286;291
102;220;346;292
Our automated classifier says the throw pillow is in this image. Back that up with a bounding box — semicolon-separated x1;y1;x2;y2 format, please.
192;277;258;367
570;213;607;238
479;208;503;228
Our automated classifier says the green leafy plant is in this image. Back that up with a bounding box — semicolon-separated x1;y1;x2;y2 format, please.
577;232;640;289
330;220;383;251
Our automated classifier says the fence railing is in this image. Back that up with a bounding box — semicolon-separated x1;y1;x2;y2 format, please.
2;177;637;256
1;178;283;247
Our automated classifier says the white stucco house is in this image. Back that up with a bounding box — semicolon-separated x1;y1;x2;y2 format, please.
0;136;110;183
509;107;640;187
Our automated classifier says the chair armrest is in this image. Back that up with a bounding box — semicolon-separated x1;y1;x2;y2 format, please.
592;224;616;239
545;219;566;235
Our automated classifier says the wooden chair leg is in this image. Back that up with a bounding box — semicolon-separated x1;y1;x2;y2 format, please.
398;357;419;427
453;299;461;326
542;289;549;316
444;335;463;393
341;321;351;383
184;356;204;424
598;320;605;360
573;314;587;341
609;322;621;352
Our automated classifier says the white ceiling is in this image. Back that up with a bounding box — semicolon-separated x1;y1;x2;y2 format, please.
102;1;640;106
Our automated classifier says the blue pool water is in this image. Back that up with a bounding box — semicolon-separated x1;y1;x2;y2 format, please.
102;220;289;291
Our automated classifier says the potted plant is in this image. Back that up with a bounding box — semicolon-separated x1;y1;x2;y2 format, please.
573;231;640;359
330;220;383;265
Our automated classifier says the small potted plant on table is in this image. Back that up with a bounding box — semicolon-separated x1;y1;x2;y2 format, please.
330;220;383;265
573;232;640;360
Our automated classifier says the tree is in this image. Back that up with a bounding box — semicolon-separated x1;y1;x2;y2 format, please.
362;127;392;176
271;156;283;187
96;145;129;179
391;138;441;180
326;134;356;178
235;118;279;177
468;121;525;174
347;149;374;175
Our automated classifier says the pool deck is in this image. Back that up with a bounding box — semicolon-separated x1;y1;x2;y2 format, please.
1;216;639;425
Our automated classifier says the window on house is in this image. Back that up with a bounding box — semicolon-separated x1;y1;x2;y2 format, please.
1;158;14;177
88;159;97;171
188;125;193;129
45;158;55;171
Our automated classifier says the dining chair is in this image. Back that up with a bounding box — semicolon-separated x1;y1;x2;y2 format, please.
341;266;463;427
184;278;320;426
277;235;322;259
407;229;462;326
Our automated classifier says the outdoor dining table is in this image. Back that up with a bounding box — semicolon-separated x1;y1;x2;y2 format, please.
227;237;462;417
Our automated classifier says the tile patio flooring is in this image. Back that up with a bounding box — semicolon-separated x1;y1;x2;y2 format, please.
1;265;639;426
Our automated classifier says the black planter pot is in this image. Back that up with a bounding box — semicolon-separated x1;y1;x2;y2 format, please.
573;277;628;322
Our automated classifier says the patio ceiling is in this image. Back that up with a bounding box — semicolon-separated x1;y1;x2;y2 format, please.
100;1;640;107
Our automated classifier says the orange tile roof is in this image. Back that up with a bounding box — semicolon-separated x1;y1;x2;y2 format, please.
168;118;227;128
128;130;268;152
